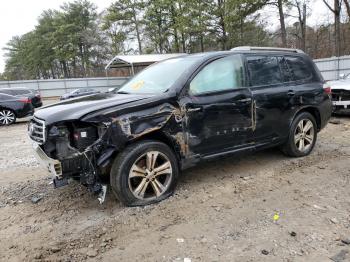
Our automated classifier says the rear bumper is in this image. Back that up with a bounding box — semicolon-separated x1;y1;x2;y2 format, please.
17;103;34;118
33;101;43;108
32;143;63;178
319;98;333;130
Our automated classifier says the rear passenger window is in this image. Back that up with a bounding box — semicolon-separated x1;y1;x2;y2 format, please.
278;57;293;82
284;56;312;81
246;56;282;86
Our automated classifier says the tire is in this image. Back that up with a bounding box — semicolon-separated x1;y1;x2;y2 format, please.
282;112;317;157
110;140;179;206
0;109;16;126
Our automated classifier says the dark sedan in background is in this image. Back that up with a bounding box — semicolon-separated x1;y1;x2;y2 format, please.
0;87;42;108
0;93;34;125
60;88;100;100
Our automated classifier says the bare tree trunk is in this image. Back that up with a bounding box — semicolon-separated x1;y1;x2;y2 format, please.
278;0;287;47
344;0;350;19
323;0;341;56
296;2;307;51
132;8;142;54
334;0;341;56
217;0;227;50
200;35;204;52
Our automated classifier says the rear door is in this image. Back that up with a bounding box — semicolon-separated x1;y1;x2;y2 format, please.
181;54;254;155
283;56;322;108
246;55;295;143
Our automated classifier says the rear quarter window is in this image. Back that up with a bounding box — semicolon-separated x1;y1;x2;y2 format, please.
284;56;312;82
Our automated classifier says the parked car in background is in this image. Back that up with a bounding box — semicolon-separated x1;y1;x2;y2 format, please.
0;93;34;125
0;87;42;108
327;73;350;113
29;47;332;206
60;88;100;100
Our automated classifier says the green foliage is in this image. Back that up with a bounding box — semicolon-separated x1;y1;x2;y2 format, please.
3;0;107;80
3;0;275;80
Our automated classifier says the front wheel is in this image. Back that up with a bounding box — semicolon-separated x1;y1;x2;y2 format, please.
282;112;317;157
110;140;179;206
0;109;16;126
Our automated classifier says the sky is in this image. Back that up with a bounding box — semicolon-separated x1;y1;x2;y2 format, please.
0;0;331;73
0;0;114;73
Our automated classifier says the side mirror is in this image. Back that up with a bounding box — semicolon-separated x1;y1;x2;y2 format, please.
339;73;345;79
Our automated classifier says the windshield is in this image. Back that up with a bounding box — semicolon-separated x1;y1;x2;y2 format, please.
117;57;200;94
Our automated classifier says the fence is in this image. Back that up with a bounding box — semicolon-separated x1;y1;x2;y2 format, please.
1;56;349;96
314;55;350;81
0;77;129;98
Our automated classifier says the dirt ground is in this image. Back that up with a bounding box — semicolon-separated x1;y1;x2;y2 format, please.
1;116;350;262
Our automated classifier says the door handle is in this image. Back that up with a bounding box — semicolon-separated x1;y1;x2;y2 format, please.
287;90;295;96
237;98;252;103
186;107;202;113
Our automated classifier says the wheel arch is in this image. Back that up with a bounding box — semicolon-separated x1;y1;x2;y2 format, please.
0;106;17;117
292;106;321;131
129;130;183;164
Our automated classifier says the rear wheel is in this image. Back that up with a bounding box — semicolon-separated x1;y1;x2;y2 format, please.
110;140;179;206
282;112;317;157
0;109;16;126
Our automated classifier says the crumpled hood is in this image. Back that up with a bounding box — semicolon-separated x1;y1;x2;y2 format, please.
34;93;153;125
328;79;350;91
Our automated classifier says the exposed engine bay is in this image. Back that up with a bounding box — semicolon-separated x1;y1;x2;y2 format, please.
31;120;110;202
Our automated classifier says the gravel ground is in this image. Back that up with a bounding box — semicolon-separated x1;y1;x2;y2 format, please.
0;116;350;262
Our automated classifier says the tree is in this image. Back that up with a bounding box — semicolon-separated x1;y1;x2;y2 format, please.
104;0;145;54
323;0;342;56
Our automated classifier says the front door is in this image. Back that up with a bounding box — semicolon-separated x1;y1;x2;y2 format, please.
180;55;254;156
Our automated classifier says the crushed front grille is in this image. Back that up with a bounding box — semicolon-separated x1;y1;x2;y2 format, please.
29;117;46;144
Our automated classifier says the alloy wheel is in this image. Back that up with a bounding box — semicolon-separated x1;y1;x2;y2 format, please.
128;151;173;200
294;119;314;153
0;110;15;125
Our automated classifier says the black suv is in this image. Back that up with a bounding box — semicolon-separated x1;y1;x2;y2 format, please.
29;47;332;206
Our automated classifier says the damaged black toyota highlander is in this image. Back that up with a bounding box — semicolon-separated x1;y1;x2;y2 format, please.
28;47;332;206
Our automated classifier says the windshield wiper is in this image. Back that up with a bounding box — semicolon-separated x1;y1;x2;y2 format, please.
116;91;130;94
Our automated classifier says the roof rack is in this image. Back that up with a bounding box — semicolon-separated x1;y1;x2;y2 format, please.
230;46;304;54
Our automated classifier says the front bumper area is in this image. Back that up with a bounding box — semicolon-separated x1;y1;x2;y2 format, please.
332;100;350;108
32;143;63;179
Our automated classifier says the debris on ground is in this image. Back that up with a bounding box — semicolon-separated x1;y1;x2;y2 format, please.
261;249;269;255
176;238;185;243
31;195;43;204
290;231;297;237
86;249;98;257
341;239;350;245
329;119;341;125
330;218;339;224
330;250;349;262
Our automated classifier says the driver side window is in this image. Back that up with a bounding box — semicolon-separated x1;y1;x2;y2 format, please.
189;55;244;95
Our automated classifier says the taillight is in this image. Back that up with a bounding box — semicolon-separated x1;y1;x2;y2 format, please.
18;98;31;103
323;84;332;95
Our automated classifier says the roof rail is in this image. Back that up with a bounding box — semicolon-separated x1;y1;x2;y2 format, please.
231;46;304;54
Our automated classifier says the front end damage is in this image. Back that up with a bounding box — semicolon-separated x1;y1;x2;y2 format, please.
332;89;350;113
28;102;185;203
